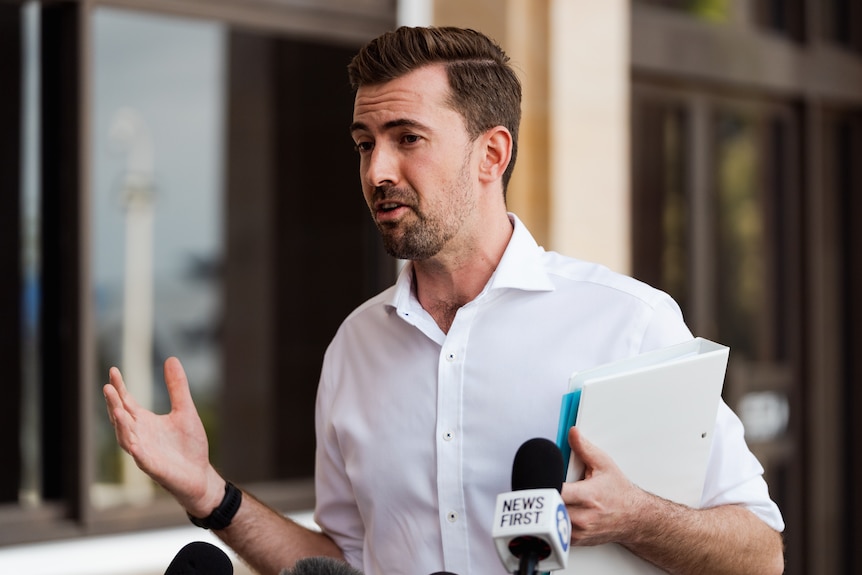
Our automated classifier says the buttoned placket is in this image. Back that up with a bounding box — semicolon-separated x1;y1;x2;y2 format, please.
435;302;479;575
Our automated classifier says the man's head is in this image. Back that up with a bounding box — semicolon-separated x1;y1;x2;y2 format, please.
280;557;364;575
348;26;522;194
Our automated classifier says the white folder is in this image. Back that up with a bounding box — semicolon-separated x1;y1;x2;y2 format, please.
556;337;730;574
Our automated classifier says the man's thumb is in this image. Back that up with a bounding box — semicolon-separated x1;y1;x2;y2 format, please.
568;426;604;472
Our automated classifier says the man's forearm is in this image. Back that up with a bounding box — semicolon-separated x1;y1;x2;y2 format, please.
623;496;784;575
214;489;343;575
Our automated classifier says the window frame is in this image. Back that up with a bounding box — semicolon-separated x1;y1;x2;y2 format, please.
0;0;396;547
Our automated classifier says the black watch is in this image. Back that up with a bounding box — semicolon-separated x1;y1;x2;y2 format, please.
188;481;242;530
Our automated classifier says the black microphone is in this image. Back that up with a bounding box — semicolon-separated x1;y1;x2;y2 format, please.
492;438;571;574
164;541;233;575
280;557;365;575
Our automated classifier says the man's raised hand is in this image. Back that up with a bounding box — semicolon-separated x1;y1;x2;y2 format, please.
103;357;226;517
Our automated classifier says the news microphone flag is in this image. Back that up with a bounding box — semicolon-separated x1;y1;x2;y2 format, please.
492;438;570;573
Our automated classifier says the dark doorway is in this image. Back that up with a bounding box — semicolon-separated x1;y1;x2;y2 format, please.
222;31;393;482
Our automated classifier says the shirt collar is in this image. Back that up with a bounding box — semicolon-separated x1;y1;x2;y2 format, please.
387;213;555;314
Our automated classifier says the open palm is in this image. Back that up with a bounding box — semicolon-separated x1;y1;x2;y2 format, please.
103;357;217;513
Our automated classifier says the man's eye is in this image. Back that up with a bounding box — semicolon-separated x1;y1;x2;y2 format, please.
401;134;420;145
354;141;373;153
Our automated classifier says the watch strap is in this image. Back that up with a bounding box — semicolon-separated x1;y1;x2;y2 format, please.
187;481;242;530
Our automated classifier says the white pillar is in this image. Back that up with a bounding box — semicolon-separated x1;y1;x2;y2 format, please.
111;107;156;503
548;0;630;272
398;0;433;26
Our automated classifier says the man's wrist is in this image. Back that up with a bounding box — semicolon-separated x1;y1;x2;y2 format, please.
187;481;243;530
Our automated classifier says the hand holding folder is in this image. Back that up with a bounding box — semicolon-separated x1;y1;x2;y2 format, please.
555;337;730;573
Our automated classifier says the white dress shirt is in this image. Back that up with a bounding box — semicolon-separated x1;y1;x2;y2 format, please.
314;214;784;575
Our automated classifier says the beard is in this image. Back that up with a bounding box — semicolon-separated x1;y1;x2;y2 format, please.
371;156;473;261
372;162;474;261
374;188;453;260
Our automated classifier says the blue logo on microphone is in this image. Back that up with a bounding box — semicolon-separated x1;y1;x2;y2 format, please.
555;502;570;552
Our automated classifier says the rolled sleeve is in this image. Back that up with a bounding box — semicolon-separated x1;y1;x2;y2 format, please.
701;401;785;532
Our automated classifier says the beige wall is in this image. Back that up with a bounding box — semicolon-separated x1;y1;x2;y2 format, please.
434;0;631;273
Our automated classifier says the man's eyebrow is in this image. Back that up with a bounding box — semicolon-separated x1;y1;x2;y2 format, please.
349;118;428;135
349;121;368;135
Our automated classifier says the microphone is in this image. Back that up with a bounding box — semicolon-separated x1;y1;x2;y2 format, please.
280;557;448;575
280;557;364;575
164;541;233;574
492;438;571;574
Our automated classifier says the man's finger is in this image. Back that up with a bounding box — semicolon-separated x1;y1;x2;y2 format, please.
103;384;118;424
103;379;133;425
103;386;136;450
568;426;610;471
107;366;142;413
163;357;196;413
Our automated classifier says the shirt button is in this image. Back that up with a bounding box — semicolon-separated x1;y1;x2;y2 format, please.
447;511;458;523
443;430;455;441
446;352;457;362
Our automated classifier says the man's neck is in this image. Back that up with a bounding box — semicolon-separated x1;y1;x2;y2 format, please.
413;213;514;333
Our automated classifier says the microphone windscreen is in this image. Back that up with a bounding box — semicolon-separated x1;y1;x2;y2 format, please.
164;541;233;575
510;437;565;492
282;557;364;575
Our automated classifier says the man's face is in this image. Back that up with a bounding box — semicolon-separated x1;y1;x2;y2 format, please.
350;64;479;261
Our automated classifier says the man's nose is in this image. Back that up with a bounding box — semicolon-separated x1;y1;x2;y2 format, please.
363;144;398;188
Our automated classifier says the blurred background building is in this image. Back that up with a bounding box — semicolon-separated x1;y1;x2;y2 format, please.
0;0;860;573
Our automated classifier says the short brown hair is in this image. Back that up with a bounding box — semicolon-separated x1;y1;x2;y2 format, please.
348;26;522;194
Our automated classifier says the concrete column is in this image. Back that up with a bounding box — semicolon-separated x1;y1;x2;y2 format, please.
548;0;630;271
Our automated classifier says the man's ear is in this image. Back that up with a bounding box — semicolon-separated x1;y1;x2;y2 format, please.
478;126;513;185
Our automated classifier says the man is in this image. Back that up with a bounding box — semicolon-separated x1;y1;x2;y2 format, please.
104;26;784;575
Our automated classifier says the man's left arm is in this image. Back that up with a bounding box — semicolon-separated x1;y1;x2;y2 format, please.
563;427;785;575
